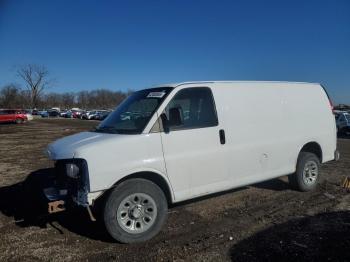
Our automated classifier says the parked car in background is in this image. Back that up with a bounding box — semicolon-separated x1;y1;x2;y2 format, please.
90;110;108;120
41;110;60;118
59;110;69;117
81;111;89;120
64;111;75;118
72;110;84;118
84;110;98;120
40;111;48;117
336;112;350;135
0;109;28;124
82;110;96;120
94;110;111;121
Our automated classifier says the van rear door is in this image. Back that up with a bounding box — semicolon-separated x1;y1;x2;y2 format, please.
160;87;228;201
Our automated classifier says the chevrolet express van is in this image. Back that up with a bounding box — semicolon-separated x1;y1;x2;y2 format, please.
45;81;339;243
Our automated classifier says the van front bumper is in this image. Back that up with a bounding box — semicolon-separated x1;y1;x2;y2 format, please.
43;159;90;213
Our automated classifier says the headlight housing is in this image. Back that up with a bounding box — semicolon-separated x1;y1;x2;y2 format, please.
66;163;80;178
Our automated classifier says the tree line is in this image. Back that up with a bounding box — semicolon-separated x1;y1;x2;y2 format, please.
0;64;132;110
0;84;131;110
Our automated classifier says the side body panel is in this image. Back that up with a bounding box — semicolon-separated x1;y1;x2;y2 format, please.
282;84;336;163
158;82;336;202
210;82;336;190
77;133;169;193
211;83;292;188
160;125;228;201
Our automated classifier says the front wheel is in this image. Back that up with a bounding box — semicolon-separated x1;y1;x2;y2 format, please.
288;152;320;192
103;178;168;243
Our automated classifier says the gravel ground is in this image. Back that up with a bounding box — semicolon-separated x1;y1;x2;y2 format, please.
0;118;349;261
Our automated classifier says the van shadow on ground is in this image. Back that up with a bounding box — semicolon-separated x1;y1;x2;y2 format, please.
0;169;114;242
0;169;297;243
252;178;291;191
229;211;350;261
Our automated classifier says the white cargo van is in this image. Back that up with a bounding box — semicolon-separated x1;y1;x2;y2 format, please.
45;81;339;243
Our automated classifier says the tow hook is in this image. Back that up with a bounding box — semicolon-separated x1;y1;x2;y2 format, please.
48;200;66;214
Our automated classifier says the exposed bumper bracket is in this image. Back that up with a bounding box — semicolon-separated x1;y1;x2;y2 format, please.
48;200;66;214
86;206;96;221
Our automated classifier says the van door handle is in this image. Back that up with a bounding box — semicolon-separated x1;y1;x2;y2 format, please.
219;129;225;145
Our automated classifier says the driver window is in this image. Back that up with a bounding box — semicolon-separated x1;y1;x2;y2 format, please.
163;87;218;131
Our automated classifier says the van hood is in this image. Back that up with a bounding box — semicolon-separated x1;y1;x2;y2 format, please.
46;131;117;160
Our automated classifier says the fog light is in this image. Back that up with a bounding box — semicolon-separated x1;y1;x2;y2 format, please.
66;163;79;178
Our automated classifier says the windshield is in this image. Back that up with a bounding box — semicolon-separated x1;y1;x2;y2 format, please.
346;114;350;121
93;87;173;134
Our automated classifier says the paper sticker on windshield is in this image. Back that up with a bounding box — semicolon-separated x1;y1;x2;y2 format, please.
147;92;166;98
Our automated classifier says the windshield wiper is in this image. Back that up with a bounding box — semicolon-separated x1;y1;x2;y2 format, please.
92;125;141;134
92;126;120;133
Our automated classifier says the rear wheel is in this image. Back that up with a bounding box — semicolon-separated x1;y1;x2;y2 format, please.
103;178;168;243
288;152;320;192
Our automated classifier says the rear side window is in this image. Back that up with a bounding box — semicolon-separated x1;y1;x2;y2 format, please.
165;87;218;130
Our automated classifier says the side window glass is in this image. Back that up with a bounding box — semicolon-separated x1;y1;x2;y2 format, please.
164;87;218;131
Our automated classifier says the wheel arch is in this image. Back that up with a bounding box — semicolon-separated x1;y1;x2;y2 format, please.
299;141;323;163
111;171;174;205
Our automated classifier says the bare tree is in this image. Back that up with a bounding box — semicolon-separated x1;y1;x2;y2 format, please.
17;64;52;108
0;84;31;109
0;84;19;108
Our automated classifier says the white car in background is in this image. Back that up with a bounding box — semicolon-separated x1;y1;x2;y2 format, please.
26;113;33;121
86;110;99;120
336;112;350;135
24;110;34;121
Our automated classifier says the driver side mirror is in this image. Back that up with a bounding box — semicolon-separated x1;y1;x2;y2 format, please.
161;107;184;132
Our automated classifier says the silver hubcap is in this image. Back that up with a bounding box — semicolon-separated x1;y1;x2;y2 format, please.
302;160;318;184
117;193;157;234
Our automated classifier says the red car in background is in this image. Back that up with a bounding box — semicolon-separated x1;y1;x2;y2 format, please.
0;109;28;124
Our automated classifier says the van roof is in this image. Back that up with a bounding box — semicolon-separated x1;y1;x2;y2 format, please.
156;81;320;88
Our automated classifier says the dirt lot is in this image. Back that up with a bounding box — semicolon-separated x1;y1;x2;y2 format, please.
0;119;349;261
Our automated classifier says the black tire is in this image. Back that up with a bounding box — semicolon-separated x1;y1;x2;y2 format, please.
288;152;320;192
103;178;168;243
15;118;24;124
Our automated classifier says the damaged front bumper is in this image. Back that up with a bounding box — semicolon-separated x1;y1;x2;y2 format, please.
44;187;68;213
43;159;90;214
